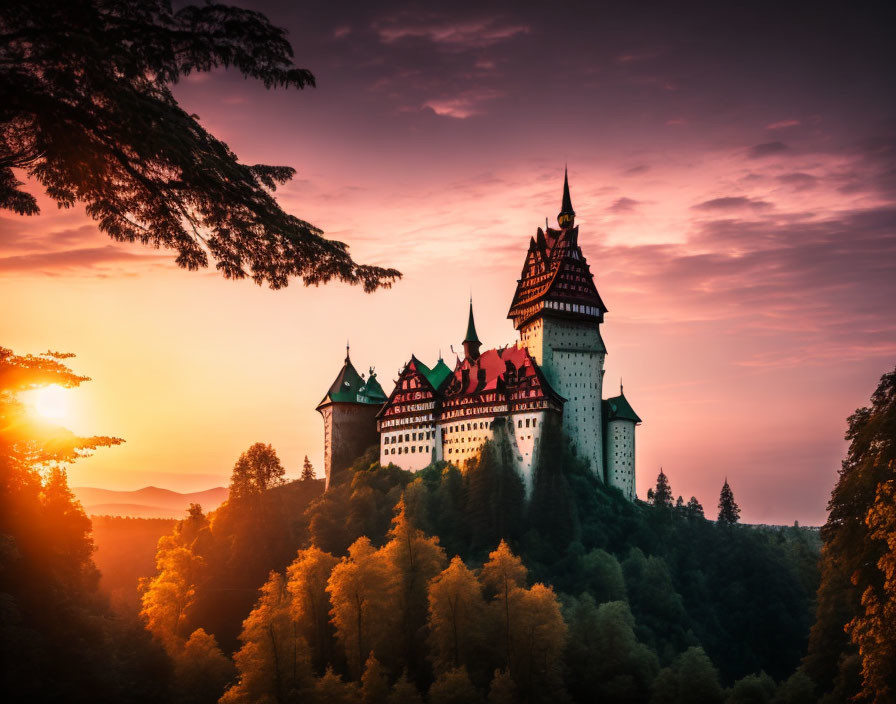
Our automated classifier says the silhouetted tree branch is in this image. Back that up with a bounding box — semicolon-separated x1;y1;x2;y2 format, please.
0;0;401;291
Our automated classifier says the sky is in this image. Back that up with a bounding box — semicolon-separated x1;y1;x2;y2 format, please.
2;0;894;525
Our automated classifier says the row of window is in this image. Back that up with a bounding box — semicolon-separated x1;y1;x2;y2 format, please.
385;430;433;444
385;445;429;455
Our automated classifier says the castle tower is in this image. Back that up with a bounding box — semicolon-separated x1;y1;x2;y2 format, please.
603;385;641;499
462;299;482;361
507;169;609;479
316;345;386;489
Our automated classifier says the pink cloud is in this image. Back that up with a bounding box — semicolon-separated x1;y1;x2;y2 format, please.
766;119;801;130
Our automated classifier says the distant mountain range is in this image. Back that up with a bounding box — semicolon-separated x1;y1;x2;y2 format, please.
72;486;229;518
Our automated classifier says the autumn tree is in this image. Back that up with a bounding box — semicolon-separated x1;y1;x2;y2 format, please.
845;478;896;702
174;628;234;704
302;456;316;482
361;653;390;704
479;541;528;668
428;556;488;674
230;442;286;500
487;669;516;704
389;670;424;704
428;667;484;704
717;479;741;525
221;571;312;703
327;537;392;677
805;367;896;701
140;534;205;654
286;546;339;673
379;499;446;674
313;667;361;704
0;0;399;291
504;583;567;701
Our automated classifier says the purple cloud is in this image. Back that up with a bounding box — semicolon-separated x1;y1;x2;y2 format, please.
609;197;640;213
692;197;773;211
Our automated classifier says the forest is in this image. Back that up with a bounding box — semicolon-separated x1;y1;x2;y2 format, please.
3;346;894;703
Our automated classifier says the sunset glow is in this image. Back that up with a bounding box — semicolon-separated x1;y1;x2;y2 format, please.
25;384;71;422
1;1;893;526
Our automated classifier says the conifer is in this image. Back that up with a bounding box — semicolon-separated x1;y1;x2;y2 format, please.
301;456;316;481
717;479;741;525
652;469;673;508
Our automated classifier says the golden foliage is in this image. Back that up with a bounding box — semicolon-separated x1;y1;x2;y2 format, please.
847;476;896;703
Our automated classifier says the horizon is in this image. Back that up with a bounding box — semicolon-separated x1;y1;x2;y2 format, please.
3;0;894;526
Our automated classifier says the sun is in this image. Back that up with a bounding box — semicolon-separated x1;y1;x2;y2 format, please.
27;384;71;422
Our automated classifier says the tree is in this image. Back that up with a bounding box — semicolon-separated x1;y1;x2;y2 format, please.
302;456;316;482
479;541;528;668
805;367;895;701
717;479;741;525
564;596;658;704
686;496;705;518
174;628;234;704
650;646;724;704
428;667;483;704
487;669;516;704
313;667;361;704
504;583;567;701
379;500;446;674
652;470;673;508
221;571;312;704
428;556;488;674
140;535;205;654
327;537;392;677
845;478;896;702
388;670;424;704
361;653;390;704
286;546;339;673
0;347;166;701
230;442;286;500
0;0;399;291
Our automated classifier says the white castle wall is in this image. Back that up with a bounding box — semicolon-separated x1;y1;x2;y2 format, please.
520;316;606;479
606;419;636;499
380;423;439;471
381;410;549;497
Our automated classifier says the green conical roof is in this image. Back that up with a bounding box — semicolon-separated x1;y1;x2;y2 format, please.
358;370;387;404
604;390;642;423
317;347;383;407
464;300;480;344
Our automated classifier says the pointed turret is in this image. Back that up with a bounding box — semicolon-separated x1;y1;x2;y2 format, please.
558;166;575;228
462;298;482;361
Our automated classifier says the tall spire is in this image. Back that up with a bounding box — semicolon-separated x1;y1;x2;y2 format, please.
345;339;350;362
462;298;482;361
558;165;575;228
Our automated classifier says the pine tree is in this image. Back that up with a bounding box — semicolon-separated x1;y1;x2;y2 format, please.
0;0;399;291
686;496;704;518
301;456;316;482
717;479;741;525
652;469;673;508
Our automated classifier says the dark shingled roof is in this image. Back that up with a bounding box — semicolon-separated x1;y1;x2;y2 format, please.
604;391;642;423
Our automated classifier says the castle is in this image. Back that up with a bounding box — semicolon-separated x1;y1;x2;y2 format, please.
317;171;641;498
